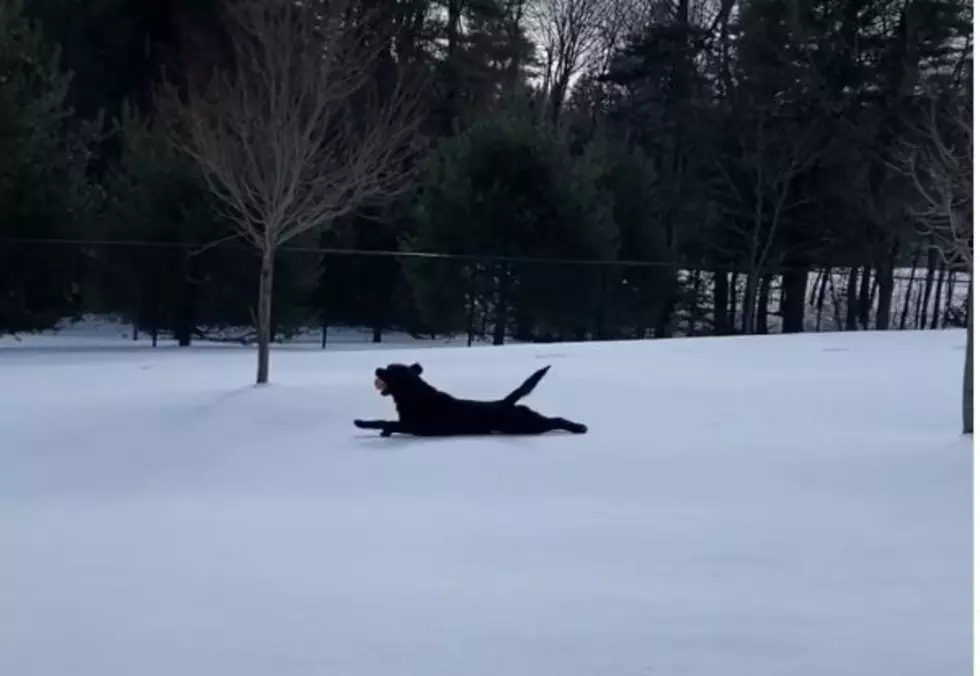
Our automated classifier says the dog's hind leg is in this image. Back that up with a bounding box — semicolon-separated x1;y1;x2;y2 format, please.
547;417;588;434
504;406;587;435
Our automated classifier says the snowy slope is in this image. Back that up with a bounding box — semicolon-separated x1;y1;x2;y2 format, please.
0;330;971;676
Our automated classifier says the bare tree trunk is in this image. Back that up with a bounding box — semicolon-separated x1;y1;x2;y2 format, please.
829;272;845;330
900;250;921;329
780;267;807;333
874;247;896;330
930;262;946;330
870;276;879;319
913;283;926;329
808;268;823;307
815;267;830;331
943;271;957;328
756;273;772;334
256;248;275;384
920;243;938;329
688;269;702;336
713;268;730;335
742;272;759;334
177;253;202;347
845;266;859;330
171;0;425;382
964;275;973;434
857;264;872;329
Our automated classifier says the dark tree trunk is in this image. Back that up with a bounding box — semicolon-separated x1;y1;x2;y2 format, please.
874;248;896;330
781;267;808;333
742;272;759;334
755;273;772;334
943;272;957;328
900;250;921;329
919;243;938;329
845;266;859;330
964;275;973;434
713;268;730;335
256;248;275;384
930;262;946;330
857;264;872;329
815;267;830;331
688;268;702;336
175;255;200;347
808;268;823;307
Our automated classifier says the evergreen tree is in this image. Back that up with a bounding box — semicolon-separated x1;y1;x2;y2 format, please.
0;0;102;334
408;106;616;342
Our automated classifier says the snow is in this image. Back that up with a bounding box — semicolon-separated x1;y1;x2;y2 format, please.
1;329;971;676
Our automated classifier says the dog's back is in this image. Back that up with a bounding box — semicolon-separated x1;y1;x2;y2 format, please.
371;362;586;436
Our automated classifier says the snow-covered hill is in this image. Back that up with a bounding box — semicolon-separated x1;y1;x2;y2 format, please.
1;329;971;676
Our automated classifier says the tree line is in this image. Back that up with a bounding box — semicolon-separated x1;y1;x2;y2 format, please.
0;0;972;365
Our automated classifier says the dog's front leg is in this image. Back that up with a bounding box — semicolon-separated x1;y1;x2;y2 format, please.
353;419;407;437
354;419;387;430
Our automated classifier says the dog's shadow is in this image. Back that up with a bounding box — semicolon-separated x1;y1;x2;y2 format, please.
351;432;555;451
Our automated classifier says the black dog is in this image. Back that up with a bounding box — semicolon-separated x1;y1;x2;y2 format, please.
353;362;588;437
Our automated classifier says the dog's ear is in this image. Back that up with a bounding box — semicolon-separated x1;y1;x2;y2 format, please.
410;362;423;375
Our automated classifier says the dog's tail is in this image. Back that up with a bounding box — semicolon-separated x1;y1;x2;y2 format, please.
502;365;551;405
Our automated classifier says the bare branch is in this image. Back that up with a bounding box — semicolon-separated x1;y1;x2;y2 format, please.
166;0;427;250
158;0;427;383
892;92;973;268
533;0;621;119
709;107;825;273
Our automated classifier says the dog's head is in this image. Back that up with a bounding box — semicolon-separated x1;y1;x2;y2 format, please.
374;362;424;397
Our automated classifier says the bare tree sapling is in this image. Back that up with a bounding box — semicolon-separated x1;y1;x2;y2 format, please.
168;0;425;383
898;94;973;434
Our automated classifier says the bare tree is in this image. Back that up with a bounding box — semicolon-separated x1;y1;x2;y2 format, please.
708;108;824;333
897;94;973;433
166;0;425;383
534;0;615;122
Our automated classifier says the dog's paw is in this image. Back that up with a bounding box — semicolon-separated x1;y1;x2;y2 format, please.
379;428;393;438
568;423;588;434
353;419;371;429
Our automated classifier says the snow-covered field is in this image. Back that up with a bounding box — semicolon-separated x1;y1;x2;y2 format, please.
1;330;971;676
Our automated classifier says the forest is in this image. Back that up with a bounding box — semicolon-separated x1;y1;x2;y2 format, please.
0;0;972;351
